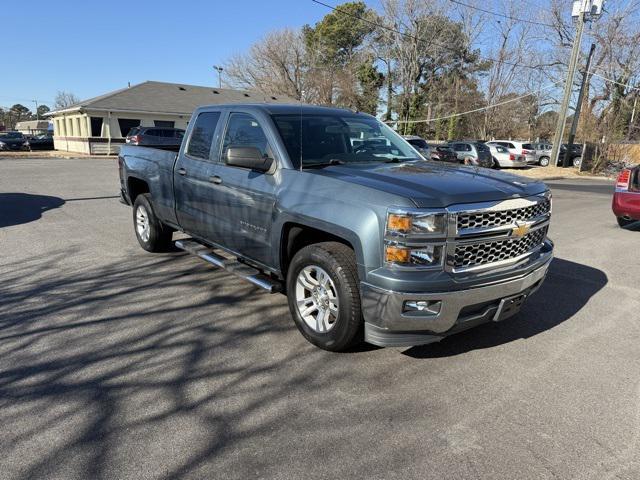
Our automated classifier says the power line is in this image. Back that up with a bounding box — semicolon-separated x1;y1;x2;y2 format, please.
310;0;549;72
588;71;640;92
447;0;556;28
388;81;561;124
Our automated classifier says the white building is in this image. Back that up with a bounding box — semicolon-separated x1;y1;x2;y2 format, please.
46;81;294;154
15;120;53;135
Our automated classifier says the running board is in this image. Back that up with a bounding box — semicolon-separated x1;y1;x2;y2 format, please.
175;239;282;293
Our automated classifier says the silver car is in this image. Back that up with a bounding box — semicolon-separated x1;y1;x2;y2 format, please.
531;143;553;166
486;140;537;165
488;144;527;168
448;141;493;168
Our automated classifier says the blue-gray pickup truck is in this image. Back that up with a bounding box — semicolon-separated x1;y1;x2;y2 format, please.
118;104;553;351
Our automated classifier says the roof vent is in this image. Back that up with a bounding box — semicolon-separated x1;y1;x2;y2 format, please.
178;86;186;91
212;90;219;94
243;93;250;97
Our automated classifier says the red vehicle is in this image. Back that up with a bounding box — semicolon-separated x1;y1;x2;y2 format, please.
612;166;640;227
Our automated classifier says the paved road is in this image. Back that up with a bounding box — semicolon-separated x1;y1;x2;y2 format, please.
1;157;638;480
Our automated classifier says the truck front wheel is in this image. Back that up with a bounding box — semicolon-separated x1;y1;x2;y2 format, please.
286;242;363;351
132;194;173;252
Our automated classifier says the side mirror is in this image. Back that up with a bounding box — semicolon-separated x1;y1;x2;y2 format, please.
226;146;273;172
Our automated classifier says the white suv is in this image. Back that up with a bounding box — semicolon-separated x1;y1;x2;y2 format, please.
486;140;537;164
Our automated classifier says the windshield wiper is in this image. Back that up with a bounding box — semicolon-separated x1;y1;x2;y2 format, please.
384;157;416;163
302;158;346;169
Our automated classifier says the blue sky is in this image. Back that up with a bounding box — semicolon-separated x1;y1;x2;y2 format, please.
2;0;359;109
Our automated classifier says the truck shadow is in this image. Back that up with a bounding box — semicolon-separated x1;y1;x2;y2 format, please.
0;192;65;228
403;258;608;358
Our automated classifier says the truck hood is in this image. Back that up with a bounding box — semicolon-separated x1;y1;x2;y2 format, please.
310;160;548;208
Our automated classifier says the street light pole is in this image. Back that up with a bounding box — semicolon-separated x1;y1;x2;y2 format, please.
212;65;223;89
549;2;586;167
33;99;39;120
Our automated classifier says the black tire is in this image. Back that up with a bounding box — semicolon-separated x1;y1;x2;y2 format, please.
617;217;634;228
286;242;363;352
132;194;173;252
539;156;550;167
492;157;500;169
573;156;582;168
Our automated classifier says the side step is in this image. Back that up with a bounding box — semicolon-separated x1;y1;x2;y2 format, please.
175;239;282;293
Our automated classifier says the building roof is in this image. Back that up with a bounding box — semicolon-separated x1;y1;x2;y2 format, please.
46;81;297;116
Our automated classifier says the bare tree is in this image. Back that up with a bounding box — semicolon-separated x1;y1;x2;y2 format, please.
54;91;81;110
224;29;307;101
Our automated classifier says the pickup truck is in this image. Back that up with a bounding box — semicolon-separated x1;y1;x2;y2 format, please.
118;104;553;351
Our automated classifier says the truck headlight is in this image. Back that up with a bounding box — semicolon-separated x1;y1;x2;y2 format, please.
385;208;447;269
386;211;447;235
385;244;444;267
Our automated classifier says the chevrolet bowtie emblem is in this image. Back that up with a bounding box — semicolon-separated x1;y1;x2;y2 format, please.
512;222;531;238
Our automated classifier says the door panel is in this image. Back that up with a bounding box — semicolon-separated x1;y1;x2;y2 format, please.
208;112;278;265
174;111;223;240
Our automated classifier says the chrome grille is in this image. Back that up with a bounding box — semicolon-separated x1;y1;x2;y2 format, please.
453;226;548;269
457;199;550;231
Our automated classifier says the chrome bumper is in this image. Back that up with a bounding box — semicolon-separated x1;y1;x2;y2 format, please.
361;252;552;347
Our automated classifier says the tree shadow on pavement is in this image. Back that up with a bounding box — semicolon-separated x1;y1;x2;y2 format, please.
403;258;608;358
0;192;65;228
0;250;378;480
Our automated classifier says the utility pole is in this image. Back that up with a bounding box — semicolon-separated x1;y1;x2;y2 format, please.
212;65;223;89
550;3;586;167
33;100;39;120
566;43;596;151
627;96;638;141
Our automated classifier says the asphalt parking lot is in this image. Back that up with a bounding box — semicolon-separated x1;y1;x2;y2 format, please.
1;157;639;480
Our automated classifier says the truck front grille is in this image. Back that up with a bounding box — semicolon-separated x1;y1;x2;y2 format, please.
453;226;548;269
457;198;551;231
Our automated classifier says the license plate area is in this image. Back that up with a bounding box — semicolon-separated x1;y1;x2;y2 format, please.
492;293;527;322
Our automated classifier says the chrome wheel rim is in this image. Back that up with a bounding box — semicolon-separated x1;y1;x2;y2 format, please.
136;205;150;242
295;265;339;333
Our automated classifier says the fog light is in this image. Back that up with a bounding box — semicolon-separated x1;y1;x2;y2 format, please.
403;300;442;315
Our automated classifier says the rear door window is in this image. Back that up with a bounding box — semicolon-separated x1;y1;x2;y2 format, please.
186;111;222;159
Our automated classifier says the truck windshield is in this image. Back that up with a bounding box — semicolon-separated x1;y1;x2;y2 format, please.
271;113;421;168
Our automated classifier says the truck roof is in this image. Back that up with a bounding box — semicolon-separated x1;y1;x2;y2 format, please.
196;103;374;117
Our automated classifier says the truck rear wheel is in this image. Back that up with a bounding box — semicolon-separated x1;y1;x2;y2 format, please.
132;194;173;252
286;242;363;351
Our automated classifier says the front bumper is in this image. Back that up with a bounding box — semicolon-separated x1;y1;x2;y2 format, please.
361;251;552;347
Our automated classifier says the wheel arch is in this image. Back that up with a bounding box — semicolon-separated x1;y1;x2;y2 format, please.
279;221;364;279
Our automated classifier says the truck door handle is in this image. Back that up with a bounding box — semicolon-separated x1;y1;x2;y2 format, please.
209;175;222;184
177;168;187;176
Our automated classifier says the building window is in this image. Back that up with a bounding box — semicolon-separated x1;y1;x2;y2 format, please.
118;118;141;137
90;117;103;137
186;112;221;159
154;120;175;128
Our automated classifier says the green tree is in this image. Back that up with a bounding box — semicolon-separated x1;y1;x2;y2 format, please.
36;105;51;119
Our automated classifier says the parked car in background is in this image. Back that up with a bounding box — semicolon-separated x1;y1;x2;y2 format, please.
612;166;640;227
448;141;493;167
428;144;459;163
126;127;185;149
531;143;552;166
488;144;527;168
27;133;54;150
486;140;536;164
0;131;30;151
557;143;583;168
402;135;432;158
